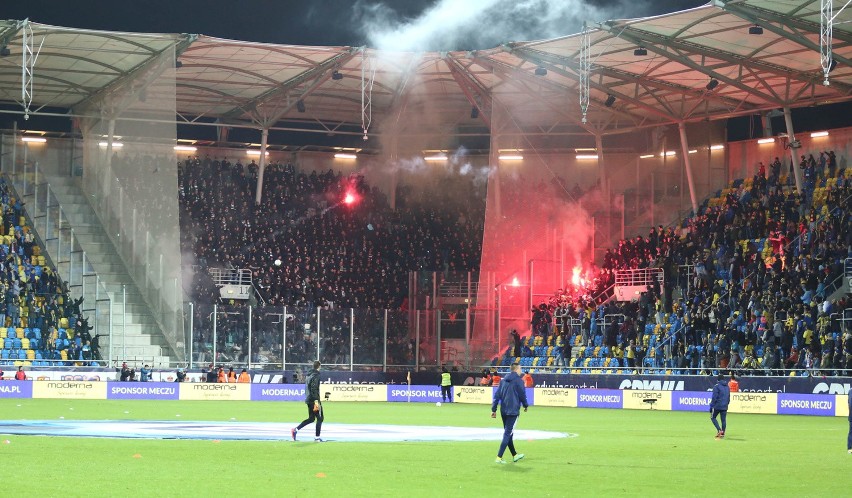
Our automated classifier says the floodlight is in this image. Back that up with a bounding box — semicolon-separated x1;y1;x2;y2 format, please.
634;47;647;56
706;79;719;91
471;106;479;119
331;70;343;80
748;25;763;35
534;66;547;76
296;100;306;113
604;94;616;107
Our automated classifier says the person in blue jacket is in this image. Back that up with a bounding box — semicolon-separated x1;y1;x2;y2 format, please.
710;373;730;439
491;362;528;464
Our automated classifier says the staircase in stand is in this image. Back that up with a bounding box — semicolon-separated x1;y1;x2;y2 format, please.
29;175;173;367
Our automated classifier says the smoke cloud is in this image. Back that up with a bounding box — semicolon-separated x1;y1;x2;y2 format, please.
355;0;654;52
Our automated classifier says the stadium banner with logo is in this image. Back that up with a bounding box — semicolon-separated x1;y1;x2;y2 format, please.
0;381;33;398
836;395;850;418
321;383;387;402
454;385;494;404
107;382;179;400
577;389;623;409
621;389;672;411
32;380;107;399
534;388;577;407
671;391;713;412
251;384;306;402
16;369;852;395
179;383;251;401
387;385;446;402
776;393;836;416
728;392;777;414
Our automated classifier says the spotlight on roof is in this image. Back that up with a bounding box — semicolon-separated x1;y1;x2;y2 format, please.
331;69;343;80
828;59;838;73
0;46;10;57
175;59;183;68
748;24;763;35
705;79;719;91
534;66;547;76
296;100;306;113
471;106;479;119
604;94;616;108
634;46;647;56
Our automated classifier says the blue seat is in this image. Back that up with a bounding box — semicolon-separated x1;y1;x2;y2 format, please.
0;349;8;360
6;328;15;339
12;338;21;349
32;328;41;339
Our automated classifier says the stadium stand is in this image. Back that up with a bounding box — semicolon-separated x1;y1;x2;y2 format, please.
513;152;851;376
0;179;99;369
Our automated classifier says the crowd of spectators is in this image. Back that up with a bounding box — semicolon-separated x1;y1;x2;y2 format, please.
178;155;483;367
0;179;98;368
527;151;852;376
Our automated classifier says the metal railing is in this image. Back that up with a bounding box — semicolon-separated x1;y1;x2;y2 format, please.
0;147;117;364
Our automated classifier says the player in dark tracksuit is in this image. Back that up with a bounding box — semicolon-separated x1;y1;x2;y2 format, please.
292;360;324;442
491;362;528;464
710;374;730;439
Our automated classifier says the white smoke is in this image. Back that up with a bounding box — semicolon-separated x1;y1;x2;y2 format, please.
355;0;654;52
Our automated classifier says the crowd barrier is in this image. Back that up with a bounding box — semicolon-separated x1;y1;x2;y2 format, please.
0;381;848;417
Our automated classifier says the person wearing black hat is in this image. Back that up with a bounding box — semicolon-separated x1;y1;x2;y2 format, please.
710;373;730;439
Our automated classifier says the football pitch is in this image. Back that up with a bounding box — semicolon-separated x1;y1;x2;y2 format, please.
0;399;847;497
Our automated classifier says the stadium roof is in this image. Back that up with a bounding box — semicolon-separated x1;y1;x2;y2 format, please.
0;0;850;141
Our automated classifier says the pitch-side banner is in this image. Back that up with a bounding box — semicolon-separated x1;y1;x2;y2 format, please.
32;380;107;399
19;368;852;395
0;381;33;398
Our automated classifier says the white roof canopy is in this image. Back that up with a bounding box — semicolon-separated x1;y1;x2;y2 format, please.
0;0;850;141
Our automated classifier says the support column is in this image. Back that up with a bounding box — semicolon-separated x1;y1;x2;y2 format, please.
388;133;399;210
783;107;804;193
678;122;698;214
761;113;773;138
595;133;605;201
254;127;269;205
490;135;501;218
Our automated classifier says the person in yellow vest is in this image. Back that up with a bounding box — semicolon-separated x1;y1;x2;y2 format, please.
237;369;251;383
729;372;739;393
217;367;226;383
491;371;502;386
227;367;237;383
440;367;452;403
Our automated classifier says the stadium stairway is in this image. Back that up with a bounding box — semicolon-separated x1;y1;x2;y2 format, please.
22;175;172;366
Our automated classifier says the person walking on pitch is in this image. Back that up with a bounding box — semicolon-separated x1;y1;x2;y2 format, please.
710;373;730;439
491;362;528;464
292;361;324;442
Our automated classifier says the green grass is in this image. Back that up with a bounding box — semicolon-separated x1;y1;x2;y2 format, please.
0;399;848;497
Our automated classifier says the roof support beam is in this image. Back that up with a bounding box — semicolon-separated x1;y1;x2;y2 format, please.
712;0;852;67
72;33;198;111
445;55;492;129
511;47;680;122
714;0;852;45
610;23;851;95
598;21;784;106
221;49;357;124
472;54;616;134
